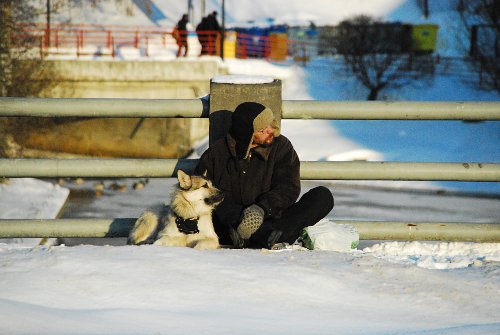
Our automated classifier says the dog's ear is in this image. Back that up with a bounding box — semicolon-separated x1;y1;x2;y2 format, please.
177;170;192;189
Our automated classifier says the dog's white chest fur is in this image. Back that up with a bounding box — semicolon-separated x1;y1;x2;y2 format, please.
155;212;219;250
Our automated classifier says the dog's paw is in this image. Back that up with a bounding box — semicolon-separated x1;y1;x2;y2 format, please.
154;236;186;247
193;239;219;250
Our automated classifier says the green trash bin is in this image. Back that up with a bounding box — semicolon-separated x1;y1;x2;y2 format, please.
412;24;439;54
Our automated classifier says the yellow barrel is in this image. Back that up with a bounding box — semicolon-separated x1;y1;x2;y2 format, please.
223;31;236;58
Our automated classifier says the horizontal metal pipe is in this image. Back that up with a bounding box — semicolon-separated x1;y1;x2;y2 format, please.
0;158;198;178
0;219;498;242
282;100;500;120
300;161;500;181
345;221;500;242
0;97;209;118
2;97;499;120
0;219;136;238
1;159;499;181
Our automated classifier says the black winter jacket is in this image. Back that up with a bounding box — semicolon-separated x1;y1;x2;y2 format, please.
195;134;301;228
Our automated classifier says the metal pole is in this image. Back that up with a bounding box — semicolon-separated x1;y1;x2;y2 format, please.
221;0;225;60
347;221;500;242
188;0;194;23
0;218;136;238
200;0;206;18
0;219;498;242
1;159;499;181
281;100;500;120
1;98;499;120
299;161;500;181
46;0;51;48
0;158;198;178
0;97;209;118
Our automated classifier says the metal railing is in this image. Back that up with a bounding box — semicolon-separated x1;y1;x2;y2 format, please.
1;97;499;120
0;159;499;181
1;97;499;241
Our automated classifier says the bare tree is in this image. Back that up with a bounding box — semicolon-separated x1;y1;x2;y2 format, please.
457;0;500;91
332;15;433;101
1;0;62;157
1;0;58;98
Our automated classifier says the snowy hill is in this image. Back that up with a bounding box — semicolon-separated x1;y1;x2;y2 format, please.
44;0;407;27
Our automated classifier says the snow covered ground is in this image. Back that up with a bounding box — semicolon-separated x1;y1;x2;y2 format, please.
0;241;499;335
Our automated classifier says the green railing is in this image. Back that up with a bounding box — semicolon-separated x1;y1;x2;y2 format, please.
1;97;499;241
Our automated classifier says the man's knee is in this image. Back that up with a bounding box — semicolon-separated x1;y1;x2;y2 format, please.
304;186;334;212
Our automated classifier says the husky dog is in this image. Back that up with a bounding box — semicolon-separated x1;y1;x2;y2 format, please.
127;170;224;250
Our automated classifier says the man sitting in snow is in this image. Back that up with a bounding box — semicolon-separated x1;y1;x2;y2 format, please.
195;101;334;248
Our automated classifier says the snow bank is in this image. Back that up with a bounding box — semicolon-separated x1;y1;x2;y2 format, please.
0;178;69;220
0;178;69;246
364;241;500;269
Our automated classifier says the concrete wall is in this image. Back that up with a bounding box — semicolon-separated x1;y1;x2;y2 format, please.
43;59;225;83
10;59;228;158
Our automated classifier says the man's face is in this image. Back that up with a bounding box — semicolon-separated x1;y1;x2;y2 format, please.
252;125;274;147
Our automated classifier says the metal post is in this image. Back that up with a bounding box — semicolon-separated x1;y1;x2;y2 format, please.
209;76;282;145
200;0;206;19
221;0;225;60
188;0;194;23
46;0;51;48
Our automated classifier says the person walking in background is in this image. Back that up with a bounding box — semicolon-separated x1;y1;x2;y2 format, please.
204;11;221;55
176;14;189;57
196;16;209;56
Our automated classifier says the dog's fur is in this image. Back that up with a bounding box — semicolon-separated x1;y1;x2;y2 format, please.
127;170;224;250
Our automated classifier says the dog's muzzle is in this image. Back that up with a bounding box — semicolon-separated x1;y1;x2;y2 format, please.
204;191;224;205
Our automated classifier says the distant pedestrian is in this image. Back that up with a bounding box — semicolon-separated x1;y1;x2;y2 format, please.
205;11;221;55
196;16;209;55
176;14;189;57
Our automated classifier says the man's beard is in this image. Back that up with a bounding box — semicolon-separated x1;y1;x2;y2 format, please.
254;135;274;147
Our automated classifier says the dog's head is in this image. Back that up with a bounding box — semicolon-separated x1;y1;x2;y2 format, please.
175;170;224;214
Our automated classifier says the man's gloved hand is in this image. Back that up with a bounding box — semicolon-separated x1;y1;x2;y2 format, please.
237;204;265;240
229;227;246;249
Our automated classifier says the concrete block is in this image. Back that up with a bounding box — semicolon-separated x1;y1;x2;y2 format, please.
209;75;282;144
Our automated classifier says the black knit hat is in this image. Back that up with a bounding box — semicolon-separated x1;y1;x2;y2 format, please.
229;102;279;159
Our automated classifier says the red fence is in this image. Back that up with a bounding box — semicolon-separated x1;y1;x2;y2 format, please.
15;24;177;58
13;23;311;62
